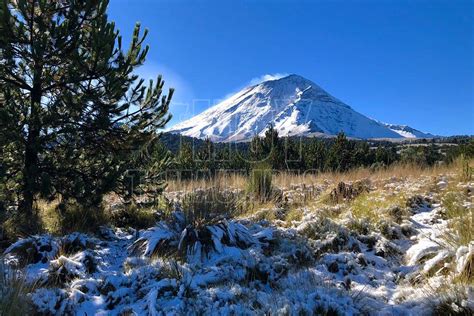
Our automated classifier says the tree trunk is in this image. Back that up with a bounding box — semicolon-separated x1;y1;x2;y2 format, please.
19;83;42;217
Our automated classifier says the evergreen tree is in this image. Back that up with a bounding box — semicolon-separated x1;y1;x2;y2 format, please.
352;141;372;167
0;0;173;219
326;132;352;171
249;124;284;168
175;141;196;180
303;139;327;172
197;138;216;178
120;139;173;203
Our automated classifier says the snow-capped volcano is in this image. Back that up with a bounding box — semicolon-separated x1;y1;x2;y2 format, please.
168;74;432;142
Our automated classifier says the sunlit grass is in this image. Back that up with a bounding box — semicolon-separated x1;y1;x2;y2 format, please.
348;191;408;224
441;190;473;249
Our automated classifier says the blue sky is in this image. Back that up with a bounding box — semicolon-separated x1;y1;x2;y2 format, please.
108;0;473;136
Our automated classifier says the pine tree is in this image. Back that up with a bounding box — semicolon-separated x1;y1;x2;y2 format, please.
304;139;327;172
0;0;173;220
175;141;196;180
326;132;352;171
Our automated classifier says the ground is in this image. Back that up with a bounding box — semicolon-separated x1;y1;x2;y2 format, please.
2;167;473;315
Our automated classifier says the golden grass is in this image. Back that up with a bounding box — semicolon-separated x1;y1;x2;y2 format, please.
348;191;408;224
166;172;247;192
441;189;474;249
165;161;468;193
34;198;107;235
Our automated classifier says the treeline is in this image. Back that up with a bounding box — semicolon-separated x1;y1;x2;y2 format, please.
167;127;474;178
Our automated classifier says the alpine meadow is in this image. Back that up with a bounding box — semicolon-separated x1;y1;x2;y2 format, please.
0;0;473;315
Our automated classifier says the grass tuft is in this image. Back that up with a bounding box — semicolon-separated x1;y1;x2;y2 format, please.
0;260;34;315
441;191;473;249
248;163;273;203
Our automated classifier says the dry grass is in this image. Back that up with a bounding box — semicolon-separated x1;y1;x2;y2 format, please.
162;161;468;224
165;161;466;193
441;190;473;249
0;260;34;315
180;187;242;224
348;191;408;224
166;172;247;192
35;198;107;235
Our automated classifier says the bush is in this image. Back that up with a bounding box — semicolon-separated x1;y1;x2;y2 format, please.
431;284;474;316
248;163;273;202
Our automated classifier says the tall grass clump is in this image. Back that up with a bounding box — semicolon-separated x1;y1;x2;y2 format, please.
181;187;241;224
458;154;472;182
441;191;473;248
349;191;408;224
39;198;107;235
248;162;273;203
0;260;33;315
107;203;159;229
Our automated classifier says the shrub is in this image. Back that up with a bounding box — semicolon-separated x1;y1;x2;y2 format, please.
45;252;97;287
1;210;43;240
3;235;59;267
285;208;304;223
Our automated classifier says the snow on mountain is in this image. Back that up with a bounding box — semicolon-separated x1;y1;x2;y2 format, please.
381;123;435;139
168;74;430;142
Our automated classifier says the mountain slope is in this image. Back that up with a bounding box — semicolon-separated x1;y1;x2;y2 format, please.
168;74;429;141
382;123;434;139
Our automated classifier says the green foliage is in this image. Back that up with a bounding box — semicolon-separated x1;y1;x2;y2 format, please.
326;133;351;171
119;139;173;203
163;131;473;181
249;125;285;169
175;141;196;180
400;144;442;166
303;139;327;171
445;139;474;164
0;0;172;227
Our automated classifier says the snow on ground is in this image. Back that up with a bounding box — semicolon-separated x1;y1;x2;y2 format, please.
2;177;473;315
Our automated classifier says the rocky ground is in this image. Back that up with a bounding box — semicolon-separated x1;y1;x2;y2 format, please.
2;173;473;315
